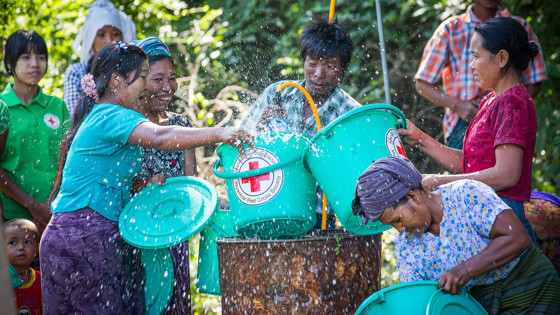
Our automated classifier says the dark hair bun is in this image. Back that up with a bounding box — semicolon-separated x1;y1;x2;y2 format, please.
528;42;540;59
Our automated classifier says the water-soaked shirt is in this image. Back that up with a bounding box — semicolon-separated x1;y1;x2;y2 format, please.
51;103;148;221
242;80;361;214
242;80;361;135
463;85;536;202
395;180;519;289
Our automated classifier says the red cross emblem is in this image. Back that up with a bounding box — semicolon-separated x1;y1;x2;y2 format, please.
241;161;270;192
397;142;407;157
48;117;56;125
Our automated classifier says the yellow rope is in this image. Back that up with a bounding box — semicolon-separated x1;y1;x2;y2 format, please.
328;0;336;23
276;82;328;229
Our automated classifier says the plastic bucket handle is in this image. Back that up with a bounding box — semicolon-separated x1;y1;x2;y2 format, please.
213;154;302;179
210;221;233;238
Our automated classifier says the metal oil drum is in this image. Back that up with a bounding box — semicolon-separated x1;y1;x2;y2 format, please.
217;230;381;314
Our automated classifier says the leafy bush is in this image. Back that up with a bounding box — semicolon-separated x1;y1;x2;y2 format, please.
1;1;557;314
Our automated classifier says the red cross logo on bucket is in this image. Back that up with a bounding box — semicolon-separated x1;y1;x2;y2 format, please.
232;148;284;206
43;113;61;130
385;128;408;157
241;161;270;192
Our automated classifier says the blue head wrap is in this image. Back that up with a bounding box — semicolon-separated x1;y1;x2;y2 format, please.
131;37;172;59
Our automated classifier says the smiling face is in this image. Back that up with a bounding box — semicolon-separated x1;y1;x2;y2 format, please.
93;25;123;54
140;58;177;114
303;56;345;96
118;60;149;111
470;32;502;90
4;225;39;270
13;51;47;87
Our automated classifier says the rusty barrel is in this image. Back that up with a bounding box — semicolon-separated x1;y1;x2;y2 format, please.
217;230;381;314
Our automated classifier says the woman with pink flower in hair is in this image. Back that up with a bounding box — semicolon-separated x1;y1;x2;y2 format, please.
40;42;254;313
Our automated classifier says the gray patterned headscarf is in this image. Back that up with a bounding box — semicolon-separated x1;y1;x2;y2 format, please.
352;156;422;224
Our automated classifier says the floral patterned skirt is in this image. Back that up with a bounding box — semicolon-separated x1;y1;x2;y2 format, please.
525;192;560;274
40;208;144;314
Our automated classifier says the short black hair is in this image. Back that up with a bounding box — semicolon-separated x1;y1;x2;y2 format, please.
475;17;540;75
299;19;354;70
3;30;48;76
2;218;39;239
49;43;148;204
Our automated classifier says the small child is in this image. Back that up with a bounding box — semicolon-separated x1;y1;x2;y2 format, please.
3;219;41;314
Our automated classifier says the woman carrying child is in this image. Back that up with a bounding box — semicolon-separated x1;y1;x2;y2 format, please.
352;156;560;314
40;42;253;313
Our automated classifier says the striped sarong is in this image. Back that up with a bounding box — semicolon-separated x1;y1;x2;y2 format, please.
469;244;560;314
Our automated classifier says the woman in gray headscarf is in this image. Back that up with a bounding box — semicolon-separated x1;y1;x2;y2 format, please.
352;156;560;313
63;0;136;115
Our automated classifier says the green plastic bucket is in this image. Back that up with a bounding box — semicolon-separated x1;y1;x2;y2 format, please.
197;209;238;295
303;104;407;235
213;132;316;238
355;281;486;315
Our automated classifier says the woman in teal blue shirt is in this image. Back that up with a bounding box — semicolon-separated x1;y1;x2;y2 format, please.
40;42;254;313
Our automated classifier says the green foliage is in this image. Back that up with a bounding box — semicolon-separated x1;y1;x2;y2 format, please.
0;0;177;98
506;0;560;195
209;0;560;195
1;0;558;313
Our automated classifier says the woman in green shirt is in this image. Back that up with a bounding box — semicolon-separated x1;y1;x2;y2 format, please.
0;30;70;231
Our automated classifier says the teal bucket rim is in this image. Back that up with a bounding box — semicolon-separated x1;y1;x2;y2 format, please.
235;216;316;238
355;280;439;314
355;280;484;315
305;103;407;154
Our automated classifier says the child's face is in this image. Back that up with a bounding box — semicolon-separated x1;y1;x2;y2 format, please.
4;226;39;269
14;51;47;86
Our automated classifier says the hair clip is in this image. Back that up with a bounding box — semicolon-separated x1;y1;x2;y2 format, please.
118;41;128;52
81;73;99;101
